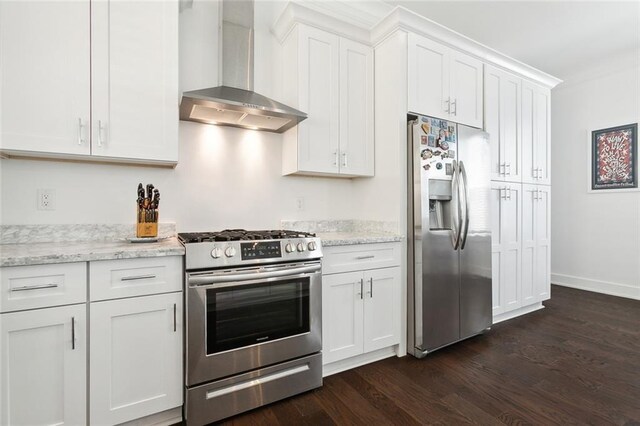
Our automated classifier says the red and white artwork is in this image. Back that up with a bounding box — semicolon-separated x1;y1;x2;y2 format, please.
592;124;637;190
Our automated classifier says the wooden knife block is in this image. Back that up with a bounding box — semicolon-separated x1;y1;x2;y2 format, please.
136;209;158;238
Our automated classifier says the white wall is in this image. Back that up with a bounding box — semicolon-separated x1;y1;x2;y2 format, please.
551;49;640;299
0;0;357;231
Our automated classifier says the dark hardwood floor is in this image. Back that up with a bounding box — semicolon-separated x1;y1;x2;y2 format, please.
219;285;640;425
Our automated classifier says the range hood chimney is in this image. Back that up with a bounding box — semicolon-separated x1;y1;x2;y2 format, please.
180;0;307;133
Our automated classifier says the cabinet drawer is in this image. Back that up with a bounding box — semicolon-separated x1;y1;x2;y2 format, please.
90;256;182;301
322;243;401;275
0;263;87;313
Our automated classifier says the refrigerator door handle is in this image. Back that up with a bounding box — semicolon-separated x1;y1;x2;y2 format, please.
459;161;471;250
451;160;462;249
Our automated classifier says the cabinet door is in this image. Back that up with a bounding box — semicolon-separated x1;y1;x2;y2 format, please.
90;293;182;425
296;25;340;173
407;33;449;119
535;186;551;301
363;267;400;353
492;182;522;316
490;183;503;315
501;73;521;182
0;305;86;426
450;51;483;128
521;81;536;184
0;1;90;155
534;87;551;185
339;38;374;176
91;0;178;162
322;272;363;364
485;66;503;181
521;184;537;305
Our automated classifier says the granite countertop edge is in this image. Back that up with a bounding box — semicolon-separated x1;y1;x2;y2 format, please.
317;232;405;247
0;237;185;267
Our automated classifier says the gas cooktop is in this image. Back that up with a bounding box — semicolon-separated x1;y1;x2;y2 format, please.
178;229;316;244
179;229;322;270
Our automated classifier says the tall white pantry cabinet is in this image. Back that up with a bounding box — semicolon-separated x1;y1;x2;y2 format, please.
370;7;560;327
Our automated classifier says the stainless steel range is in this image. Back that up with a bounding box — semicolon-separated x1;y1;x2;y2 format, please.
179;229;323;425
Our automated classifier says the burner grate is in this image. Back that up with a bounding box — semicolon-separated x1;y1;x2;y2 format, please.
178;229;315;243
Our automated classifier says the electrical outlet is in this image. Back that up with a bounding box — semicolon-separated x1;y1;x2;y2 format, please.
37;189;56;211
296;197;305;211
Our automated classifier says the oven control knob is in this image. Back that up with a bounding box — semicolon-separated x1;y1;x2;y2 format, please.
307;241;317;251
210;247;222;259
285;243;295;253
296;243;305;252
224;246;236;258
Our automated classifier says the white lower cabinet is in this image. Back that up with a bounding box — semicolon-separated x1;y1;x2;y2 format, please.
90;292;183;425
323;267;400;364
492;181;550;321
321;242;401;371
0;304;86;426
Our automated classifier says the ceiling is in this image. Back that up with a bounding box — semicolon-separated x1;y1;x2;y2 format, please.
382;1;640;80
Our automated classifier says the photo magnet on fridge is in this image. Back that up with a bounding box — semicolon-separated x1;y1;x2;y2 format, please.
427;135;436;147
421;135;428;145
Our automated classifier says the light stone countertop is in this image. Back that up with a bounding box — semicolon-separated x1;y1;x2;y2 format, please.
317;231;404;247
0;237;185;267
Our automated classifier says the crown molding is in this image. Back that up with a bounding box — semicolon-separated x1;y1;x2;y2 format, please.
372;6;563;89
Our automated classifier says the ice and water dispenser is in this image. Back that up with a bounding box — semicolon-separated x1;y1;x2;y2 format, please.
428;179;453;231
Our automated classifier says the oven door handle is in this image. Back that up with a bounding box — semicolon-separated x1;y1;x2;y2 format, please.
188;263;322;287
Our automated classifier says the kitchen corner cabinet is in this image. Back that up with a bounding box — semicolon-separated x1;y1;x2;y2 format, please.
0;0;178;165
321;243;401;367
490;182;522;316
281;24;374;177
485;65;522;182
0;305;87;426
408;33;483;128
522;82;551;185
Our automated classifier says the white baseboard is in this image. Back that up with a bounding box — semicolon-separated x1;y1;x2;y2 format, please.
118;407;182;426
493;303;545;324
322;346;399;377
552;273;640;301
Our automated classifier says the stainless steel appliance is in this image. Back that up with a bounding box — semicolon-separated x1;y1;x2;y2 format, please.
179;230;323;425
407;115;492;357
180;0;307;133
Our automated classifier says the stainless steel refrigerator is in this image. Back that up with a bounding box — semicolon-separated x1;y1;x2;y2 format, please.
407;115;492;357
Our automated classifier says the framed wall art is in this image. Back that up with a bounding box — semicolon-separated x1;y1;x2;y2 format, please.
589;123;638;192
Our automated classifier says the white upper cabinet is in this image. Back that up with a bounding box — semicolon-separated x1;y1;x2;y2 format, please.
408;33;483;128
522;81;551;185
485;65;522;182
0;0;178;166
281;24;374;177
0;1;91;156
91;0;179;163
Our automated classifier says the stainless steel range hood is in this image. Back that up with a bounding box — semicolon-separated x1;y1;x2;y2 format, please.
180;0;306;133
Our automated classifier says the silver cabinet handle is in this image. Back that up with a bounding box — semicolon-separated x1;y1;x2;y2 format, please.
71;316;76;350
533;168;538;179
121;274;156;281
358;278;364;299
173;303;177;332
97;120;106;147
537;167;543;179
506;163;511;175
355;255;375;260
451;98;457;116
10;283;58;292
500;187;506;199
508;188;512;200
77;118;85;145
368;277;373;298
444;98;450;113
342;152;348;168
500;163;506;176
333;150;338;167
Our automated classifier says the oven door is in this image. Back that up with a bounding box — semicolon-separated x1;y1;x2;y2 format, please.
186;261;322;386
